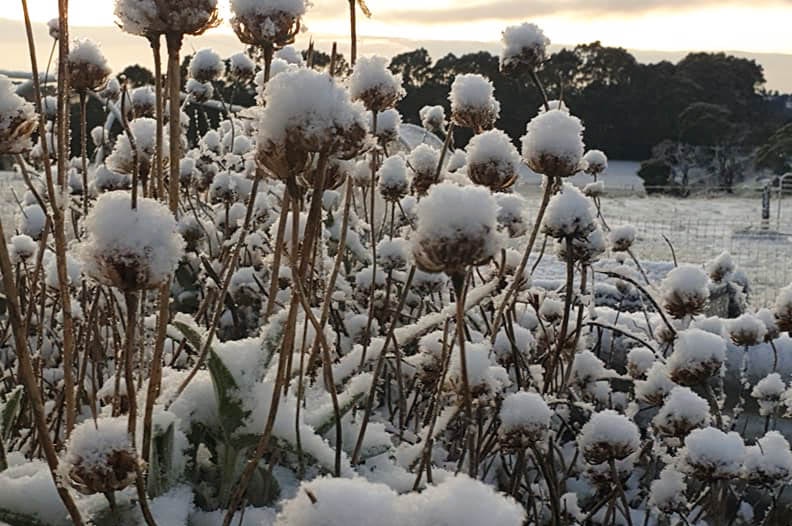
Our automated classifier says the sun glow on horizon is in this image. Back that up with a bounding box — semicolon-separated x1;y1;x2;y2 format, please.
4;1;792;55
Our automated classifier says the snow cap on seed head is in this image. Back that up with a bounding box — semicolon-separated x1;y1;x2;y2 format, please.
521;109;585;178
500;22;550;74
449;74;500;132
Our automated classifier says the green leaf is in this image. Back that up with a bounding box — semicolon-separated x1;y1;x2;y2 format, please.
171;318;250;438
147;421;176;498
246;465;280;507
1;386;24;441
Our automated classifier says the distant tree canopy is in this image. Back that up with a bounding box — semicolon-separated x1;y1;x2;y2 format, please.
389;42;790;161
119;64;155;88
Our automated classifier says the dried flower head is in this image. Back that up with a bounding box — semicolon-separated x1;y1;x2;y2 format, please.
68;39;112;92
230;0;306;48
412;182;499;277
579;410;640;464
521;109;585;178
63;417;141;495
661;265;710;319
350;56;405;113
609;224;636;252
114;0;220;38
190;48;224;83
775;284;792;332
419;105;446;133
79;191;185;291
499;391;552;450
377;155;410;202
407;144;441;196
0;75;38;154
667;328;726;386
449;74;500;132
465;129;520;192
500;23;550;74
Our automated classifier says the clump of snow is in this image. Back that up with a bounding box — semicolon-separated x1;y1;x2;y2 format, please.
18;204;47;239
449;74;500;131
541;183;596;239
78;191;185;290
378;155;410;202
0;75;37;154
8;234;38;264
635;362;676;405
420;105;446;132
377;238;410;271
374;108;402;143
67;38;112;92
446;342;510;397
728;313;766;347
661;264;710;318
499;391;552;443
626;348;655;378
500;23;549;72
741;431;792;484
257;68;368;156
751;372;786;416
667;328;726;386
521;109;584;178
412;182;500;275
190;48;224;82
609;224;636;252
229;51;256;79
275;45;304;65
649;466;687;512
706;251;735;282
495;193;529;238
349;55;405;112
465;129;520;191
62;416;139;494
652;386;710;438
579;410;640;464
583;149;608;175
775;283;792;331
679;426;744;480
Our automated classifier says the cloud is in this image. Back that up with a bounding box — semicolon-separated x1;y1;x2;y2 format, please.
378;0;792;24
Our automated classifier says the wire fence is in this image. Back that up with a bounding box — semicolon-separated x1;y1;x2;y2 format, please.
606;214;792;307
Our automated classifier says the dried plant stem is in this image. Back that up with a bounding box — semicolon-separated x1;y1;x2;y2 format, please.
79;91;89;216
451;272;477;477
544;237;575;394
349;0;358;65
264;188;290;319
166;33;183;214
490;176;555;341
150;35;165;200
0;214;84;524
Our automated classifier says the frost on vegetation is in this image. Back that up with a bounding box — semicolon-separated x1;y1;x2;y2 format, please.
500;22;550;72
449;74;500;131
666;328;726;386
679;426;745;480
521;109;584;178
541;183;596;239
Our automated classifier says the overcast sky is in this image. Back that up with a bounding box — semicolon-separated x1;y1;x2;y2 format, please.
2;0;792;91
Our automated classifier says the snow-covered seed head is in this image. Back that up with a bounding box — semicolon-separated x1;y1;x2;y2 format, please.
8;234;37;264
63;417;140;495
583;149;608;176
419;105;446;133
583;181;605;198
101;78;121;102
649;467;687;513
741;431;792;485
635;362;676;406
0;76;38;154
412;182;499;277
499;391;552;449
667;328;726;386
608;224;636;252
127;86;156;119
495;194;528;238
558;227;605;264
728;313;766;347
114;0;219;38
521;109;585;178
190;48;224;83
706;251;734;283
349;56;405;112
661;264;710;319
374;108;402;144
751;372;786;417
445;342;510;399
579;410;640;465
377;238;410;272
775;283;792;333
230;0;306;47
256;69;368;179
652;386;710;440
79;191;185;291
94;165;131;193
299;158;350;191
449;74;500;132
178;215;205;252
500;23;550;74
67;39;112;92
186;79;214;103
407;144;441;196
229;52;256;81
377;155;410;202
465;129;520;192
626;348;655;379
47;18;60;40
756;308;779;341
541;183;596;239
107;117;170;180
680;426;745;481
